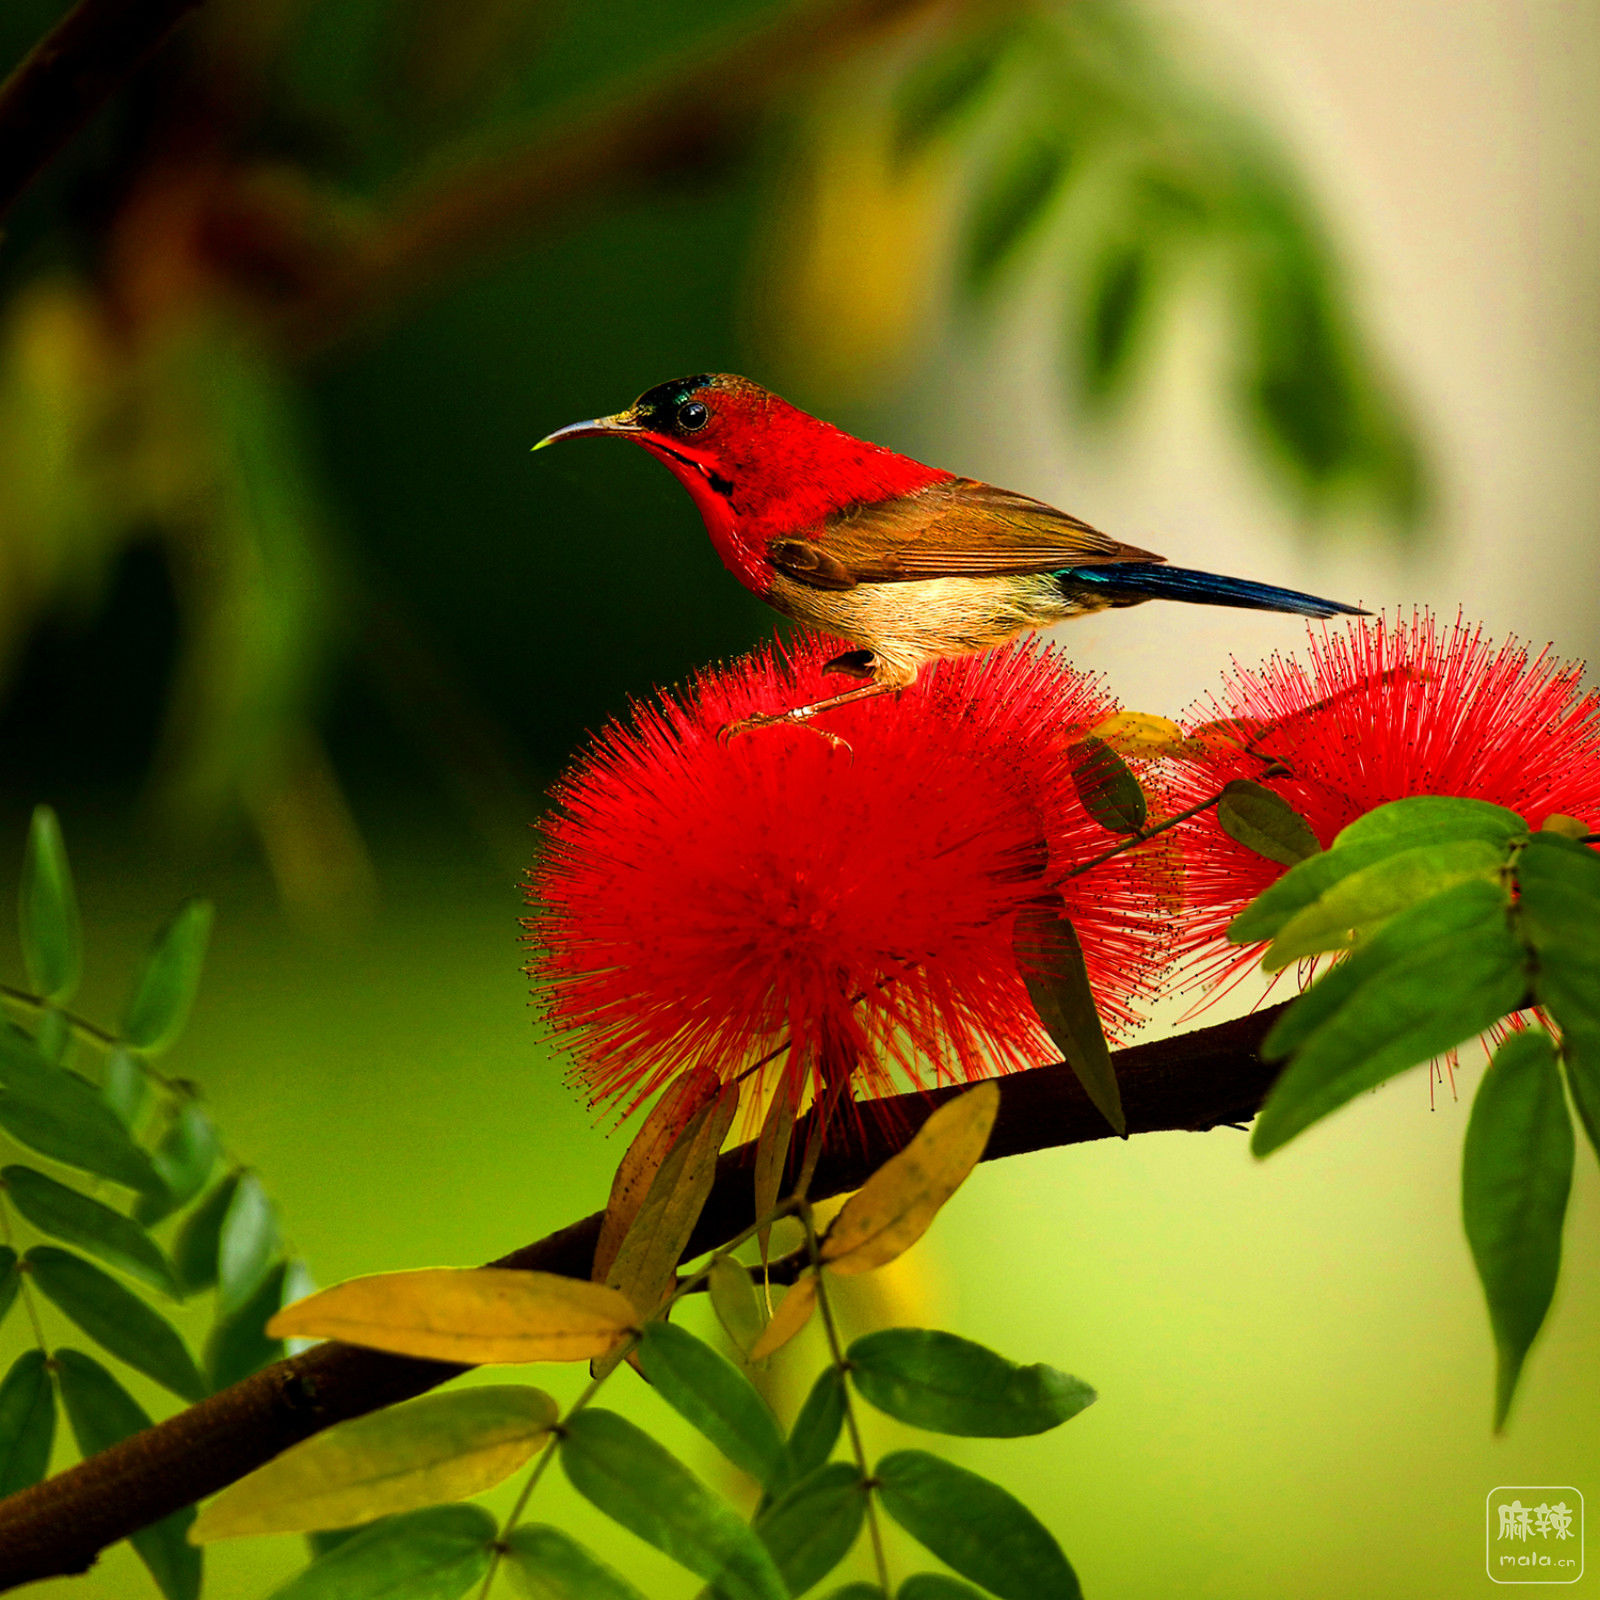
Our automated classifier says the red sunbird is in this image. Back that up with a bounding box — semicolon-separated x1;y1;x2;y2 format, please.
537;373;1364;736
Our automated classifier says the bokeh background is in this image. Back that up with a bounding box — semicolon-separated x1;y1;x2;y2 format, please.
0;0;1596;1595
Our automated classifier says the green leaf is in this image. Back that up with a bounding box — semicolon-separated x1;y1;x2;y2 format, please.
1254;878;1528;1155
217;1171;280;1316
847;1329;1095;1437
34;1007;69;1064
172;1172;242;1296
637;1321;790;1492
0;1349;56;1496
963;128;1070;294
892;26;1011;161
559;1408;786;1600
19;805;82;1004
708;1255;766;1360
876;1449;1080;1600
194;1384;557;1539
55;1347;202;1600
206;1260;289;1392
1216;780;1321;869
136;1100;221;1224
1067;736;1147;834
1229;795;1526;946
0;1245;17;1329
899;1579;989;1600
1463;1029;1573;1430
788;1365;846;1482
504;1524;650;1600
750;1462;865;1598
824;1589;886;1600
1082;238;1155;403
0;1028;163;1195
3;1164;180;1297
28;1246;207;1401
102;1047;147;1127
265;1504;496;1600
1516;833;1600;1162
1260;837;1508;972
1015;902;1123;1136
123;899;213;1055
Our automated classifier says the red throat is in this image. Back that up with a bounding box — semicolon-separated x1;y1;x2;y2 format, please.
637;389;954;596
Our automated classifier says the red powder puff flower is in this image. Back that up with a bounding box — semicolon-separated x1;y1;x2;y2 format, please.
526;634;1172;1118
1174;611;1600;984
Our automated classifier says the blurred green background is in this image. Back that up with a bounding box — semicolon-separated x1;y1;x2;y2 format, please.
0;0;1595;1595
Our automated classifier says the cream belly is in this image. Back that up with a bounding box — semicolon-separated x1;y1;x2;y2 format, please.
765;570;1089;679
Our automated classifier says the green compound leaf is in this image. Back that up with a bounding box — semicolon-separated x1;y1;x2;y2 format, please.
265;1503;497;1600
1260;837;1509;973
0;1246;17;1329
748;1462;865;1598
847;1328;1095;1437
136;1100;221;1225
504;1523;649;1600
206;1260;289;1393
0;1348;56;1497
898;1578;989;1600
963;126;1070;294
788;1365;846;1483
876;1449;1081;1600
1462;1029;1574;1431
217;1171;281;1317
1216;780;1321;870
172;1172;242;1296
102;1048;148;1128
1516;832;1600;1163
1067;736;1147;835
637;1321;791;1493
55;1347;202;1600
1254;878;1528;1156
123;899;214;1056
1229;795;1526;946
559;1408;786;1600
195;1384;557;1539
0;1028;163;1195
1015;901;1123;1136
19;805;82;1004
4;1164;179;1297
28;1247;207;1402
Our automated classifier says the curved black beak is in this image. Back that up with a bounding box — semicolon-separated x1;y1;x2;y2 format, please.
532;409;643;451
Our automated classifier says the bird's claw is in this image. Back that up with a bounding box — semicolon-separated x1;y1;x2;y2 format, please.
718;712;853;756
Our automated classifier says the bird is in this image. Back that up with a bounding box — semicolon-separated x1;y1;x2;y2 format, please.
536;373;1365;738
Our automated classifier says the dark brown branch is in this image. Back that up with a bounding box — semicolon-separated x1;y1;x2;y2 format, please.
0;1003;1285;1589
283;0;954;354
0;0;205;222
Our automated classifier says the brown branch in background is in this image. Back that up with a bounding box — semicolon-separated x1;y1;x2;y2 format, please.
0;0;206;222
0;1002;1286;1591
284;0;956;354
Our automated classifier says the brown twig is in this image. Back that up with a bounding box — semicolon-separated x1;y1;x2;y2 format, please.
0;1002;1285;1589
0;0;206;223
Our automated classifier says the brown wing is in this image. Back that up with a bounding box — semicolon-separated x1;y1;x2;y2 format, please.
767;478;1164;590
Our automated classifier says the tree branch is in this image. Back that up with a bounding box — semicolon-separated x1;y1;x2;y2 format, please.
0;1002;1285;1589
0;0;205;223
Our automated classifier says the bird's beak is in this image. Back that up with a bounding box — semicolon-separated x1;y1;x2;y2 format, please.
532;409;643;451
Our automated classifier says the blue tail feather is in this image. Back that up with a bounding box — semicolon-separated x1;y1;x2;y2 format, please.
1058;563;1365;620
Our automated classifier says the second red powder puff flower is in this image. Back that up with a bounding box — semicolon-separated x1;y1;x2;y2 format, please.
526;634;1173;1117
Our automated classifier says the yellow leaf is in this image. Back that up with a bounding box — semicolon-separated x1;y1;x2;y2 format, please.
190;1385;557;1540
267;1268;638;1364
1542;814;1591;839
820;1082;998;1275
600;1084;740;1368
754;1071;799;1277
593;1066;722;1284
1087;711;1197;758
747;1271;818;1361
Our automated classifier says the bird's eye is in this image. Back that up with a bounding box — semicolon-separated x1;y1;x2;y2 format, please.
677;400;710;432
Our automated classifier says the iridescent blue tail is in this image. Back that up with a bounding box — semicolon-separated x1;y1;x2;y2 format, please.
1057;563;1365;619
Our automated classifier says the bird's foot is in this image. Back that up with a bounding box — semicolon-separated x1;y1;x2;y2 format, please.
718;709;853;755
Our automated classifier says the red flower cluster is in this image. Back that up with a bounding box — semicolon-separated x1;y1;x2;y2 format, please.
1174;612;1600;980
526;634;1172;1116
